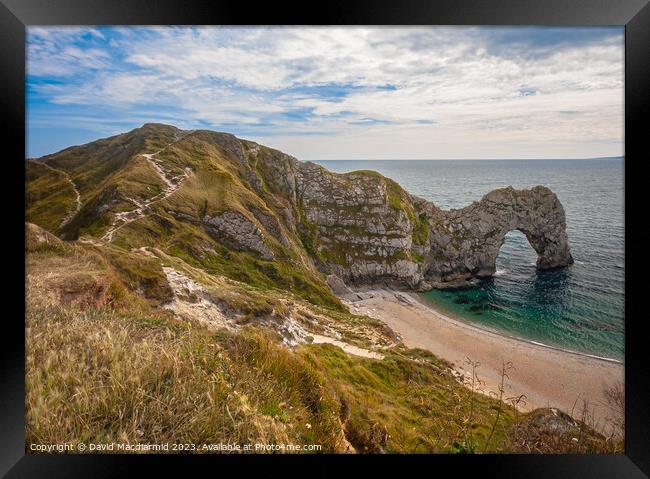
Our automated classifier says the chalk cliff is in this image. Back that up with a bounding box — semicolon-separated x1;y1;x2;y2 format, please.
293;162;573;289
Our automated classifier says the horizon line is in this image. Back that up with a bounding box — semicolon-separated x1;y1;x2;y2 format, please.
26;124;624;162
313;156;624;161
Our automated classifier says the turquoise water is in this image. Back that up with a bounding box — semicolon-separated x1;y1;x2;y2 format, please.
316;159;625;361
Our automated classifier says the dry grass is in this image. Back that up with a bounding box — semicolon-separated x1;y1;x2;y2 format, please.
301;346;516;453
24;224;624;455
25;237;341;451
26;303;351;452
502;380;624;454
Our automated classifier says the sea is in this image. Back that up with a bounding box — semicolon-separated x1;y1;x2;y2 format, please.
315;159;625;361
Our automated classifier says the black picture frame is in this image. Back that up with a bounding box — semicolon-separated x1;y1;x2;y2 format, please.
2;0;648;476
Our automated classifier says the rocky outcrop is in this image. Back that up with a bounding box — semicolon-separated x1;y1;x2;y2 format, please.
203;210;275;260
294;162;425;287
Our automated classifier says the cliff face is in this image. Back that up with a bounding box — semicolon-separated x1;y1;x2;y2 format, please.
27;124;573;294
295;162;425;288
292;161;573;290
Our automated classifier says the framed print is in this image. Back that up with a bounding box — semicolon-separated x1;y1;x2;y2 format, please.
2;0;649;476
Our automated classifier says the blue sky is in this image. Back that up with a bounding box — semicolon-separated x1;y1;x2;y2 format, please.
27;26;624;160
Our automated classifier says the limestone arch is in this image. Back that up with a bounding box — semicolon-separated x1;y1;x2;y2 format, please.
425;186;574;286
479;187;575;274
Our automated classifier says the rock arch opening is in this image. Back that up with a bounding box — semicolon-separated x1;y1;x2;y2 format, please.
495;229;539;276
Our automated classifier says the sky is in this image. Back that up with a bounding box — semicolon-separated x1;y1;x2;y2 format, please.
27;26;624;160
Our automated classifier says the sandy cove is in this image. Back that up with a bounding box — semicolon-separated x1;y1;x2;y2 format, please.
343;288;624;430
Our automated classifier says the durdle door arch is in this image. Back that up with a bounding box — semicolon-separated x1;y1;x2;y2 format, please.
423;186;574;288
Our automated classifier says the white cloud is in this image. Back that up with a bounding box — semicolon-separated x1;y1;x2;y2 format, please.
27;26;624;159
27;27;112;76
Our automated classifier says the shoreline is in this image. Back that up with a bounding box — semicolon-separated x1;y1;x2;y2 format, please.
410;293;623;365
343;287;624;432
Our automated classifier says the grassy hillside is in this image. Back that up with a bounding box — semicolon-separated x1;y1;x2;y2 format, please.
27;124;341;307
39;123;181;194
